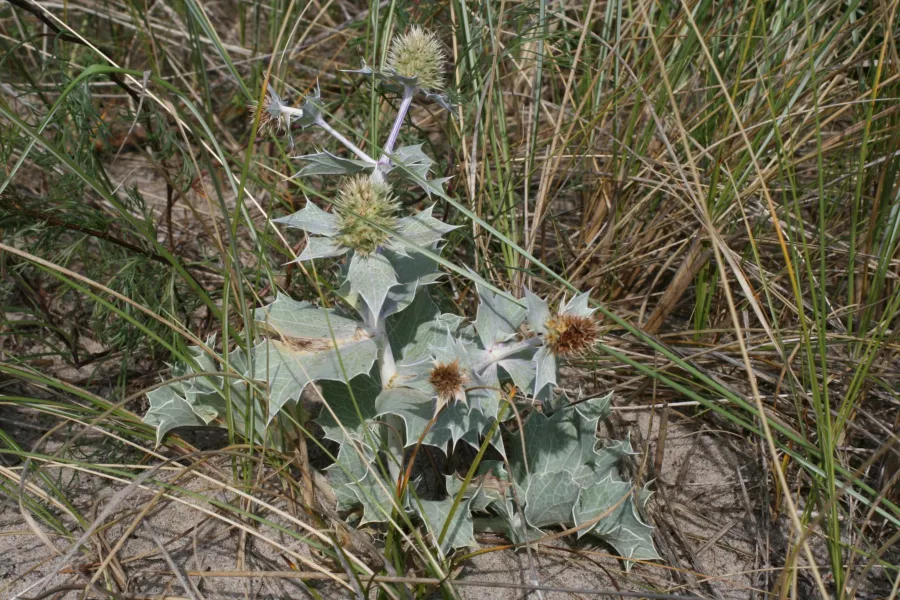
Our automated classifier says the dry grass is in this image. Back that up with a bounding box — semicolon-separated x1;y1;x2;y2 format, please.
2;0;900;598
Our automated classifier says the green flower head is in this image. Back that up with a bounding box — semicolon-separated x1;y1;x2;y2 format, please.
386;27;446;92
333;175;400;255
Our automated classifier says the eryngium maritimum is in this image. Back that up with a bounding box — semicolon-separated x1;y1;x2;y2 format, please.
544;313;600;357
334;176;400;255
429;359;468;409
386;27;446;92
248;90;290;136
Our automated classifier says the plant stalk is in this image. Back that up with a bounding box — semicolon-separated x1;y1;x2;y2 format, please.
377;86;416;170
372;309;404;487
313;115;376;163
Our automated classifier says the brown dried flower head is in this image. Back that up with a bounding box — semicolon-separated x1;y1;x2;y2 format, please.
428;359;468;407
544;313;599;357
248;90;289;136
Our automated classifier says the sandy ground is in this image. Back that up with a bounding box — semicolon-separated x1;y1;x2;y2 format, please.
0;397;799;600
0;157;838;599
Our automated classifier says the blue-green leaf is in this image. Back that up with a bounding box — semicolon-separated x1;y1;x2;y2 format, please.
523;470;580;528
252;337;377;418
144;386;207;444
273;201;338;235
292;150;372;177
524;288;551;334
375;387;451;449
255;294;364;339
326;442;393;523
574;478;660;569
392;205;458;251
415;497;476;553
473;283;526;348
347;252;399;319
297;236;348;261
316;373;382;445
532;344;557;396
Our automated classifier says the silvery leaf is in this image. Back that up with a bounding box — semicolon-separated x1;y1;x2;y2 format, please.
532;344;557;396
375;387;451;449
414;497;476;554
425;91;457;115
255;294;364;339
473;282;526;348
394;206;458;251
297;236;348;261
523;470;580;528
252;337;377;419
562;291;594;317
315;372;382;445
325;442;394;524
292;150;372;177
347;252;399;320
391;144;434;174
273;201;338;235
294;85;323;129
498;356;537;395
143;386;206;445
524;288;551;334
387;290;463;366
574;478;660;569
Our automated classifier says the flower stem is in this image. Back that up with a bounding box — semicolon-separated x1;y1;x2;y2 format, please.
313;115;376;164
377;86;415;170
373;312;403;486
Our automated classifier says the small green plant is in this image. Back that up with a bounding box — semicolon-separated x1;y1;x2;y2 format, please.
144;28;658;567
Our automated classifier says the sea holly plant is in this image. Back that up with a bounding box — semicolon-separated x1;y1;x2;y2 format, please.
144;27;659;570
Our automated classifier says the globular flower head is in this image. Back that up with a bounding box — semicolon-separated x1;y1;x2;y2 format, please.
386;26;446;92
523;290;599;396
333;175;400;255
248;89;290;136
543;313;599;357
429;359;468;413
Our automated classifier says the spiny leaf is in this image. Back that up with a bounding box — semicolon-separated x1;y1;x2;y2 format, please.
316;372;382;445
255;294;364;339
326;442;394;523
532;344;557;396
523;470;581;528
508;393;612;482
297;236;348;261
414;497;476;553
524;288;551;334
143;385;207;445
292;150;372;177
388;289;464;366
346;252;399;319
392;205;458;251
390;144;434;177
573;478;660;569
273;201;338;235
252;337;377;418
473;282;526;348
375;387;450;449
